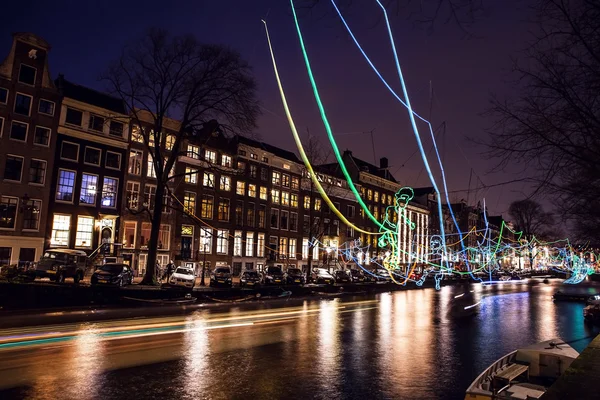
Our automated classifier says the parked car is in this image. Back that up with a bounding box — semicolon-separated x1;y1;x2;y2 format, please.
372;268;392;282
334;270;352;284
285;268;306;285
210;266;233;287
311;268;335;285
263;266;284;285
349;269;366;283
91;263;133;286
168;266;195;289
240;270;261;288
35;249;87;284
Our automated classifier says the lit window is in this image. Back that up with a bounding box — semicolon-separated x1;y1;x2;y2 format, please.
101;177;118;208
279;237;288;257
248;184;257;197
271;189;280;204
131;125;144;143
314;198;322;211
262;156;269;163
126;182;140;209
218;198;230;221
201;195;213;219
281;192;290;206
233;231;243;256
22;199;41;231
147;153;156;178
50;214;71;246
221;154;232;167
236;181;245;196
140;223;152;247
80;173;99;205
289;238;297;259
4;155;23;182
9;121;27;141
238;160;246;171
183;191;196;214
374;192;379;203
291;177;300;190
259;186;268;200
203;172;215;188
165;135;175;151
220;175;231;191
123;221;136;249
187;144;200;159
272;171;281;185
0;196;18;229
144;185;156;211
290;194;298;208
185;167;198;184
304;196;310;209
250;153;258;160
216;229;228;254
128;150;142;175
75;216;94;248
205;150;216;164
14;93;32;116
56;169;76;202
257;233;265;257
33;126;50;146
246;205;255;227
367;189;373;201
246;232;254;257
282;174;290;187
159;225;170;250
302;238;309;259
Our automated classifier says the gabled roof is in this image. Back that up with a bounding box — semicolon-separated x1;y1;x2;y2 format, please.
235;135;300;163
56;75;127;114
412;187;435;197
348;155;397;182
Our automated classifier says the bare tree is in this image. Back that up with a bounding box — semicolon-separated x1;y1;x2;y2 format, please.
508;199;554;268
484;0;600;240
104;28;259;285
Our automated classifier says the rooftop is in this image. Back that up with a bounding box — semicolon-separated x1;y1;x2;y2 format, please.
236;135;301;163
56;76;127;114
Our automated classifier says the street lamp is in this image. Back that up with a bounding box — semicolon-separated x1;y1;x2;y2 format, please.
200;236;209;286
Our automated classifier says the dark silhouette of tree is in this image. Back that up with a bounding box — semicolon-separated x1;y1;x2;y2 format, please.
485;0;600;240
508;199;554;268
104;28;259;285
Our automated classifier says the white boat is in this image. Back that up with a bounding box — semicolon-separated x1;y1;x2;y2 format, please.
465;339;579;400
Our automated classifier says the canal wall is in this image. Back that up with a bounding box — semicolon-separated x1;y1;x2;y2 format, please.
544;333;600;399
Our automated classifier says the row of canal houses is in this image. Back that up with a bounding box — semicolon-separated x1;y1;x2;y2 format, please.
0;33;513;276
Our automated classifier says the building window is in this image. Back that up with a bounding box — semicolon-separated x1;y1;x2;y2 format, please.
281;210;289;230
22;199;41;230
248;184;257;197
65;107;83;126
218;198;230;221
0;196;18;229
9;121;27;141
126;181;140;209
56;170;76;202
50;214;71;246
289;238;297;259
281;192;290;206
61;141;79;161
259;186;268;200
367;189;373;201
262;156;269;163
101;177;118;208
290;212;298;232
290;194;298;208
131;125;144;143
203;172;215;188
314;198;322;211
282;174;290;187
279;237;288;258
183;191;196;214
216;229;228;254
236;181;245;196
162;192;171;214
205;149;216;164
199;227;212;253
245;232;254;257
237;160;246;171
29;159;46;185
79;173;99;205
88;114;105;132
75;216;94;248
165;134;175;151
233;231;243;256
14;93;32;116
0;248;11;266
187;144;200;159
221;154;232;167
250;165;257;178
84;147;101;166
302;238;309;259
247;204;255;227
291;177;300;190
33;126;50;146
257;233;265;257
303;196;310;209
271;189;280;204
235;201;244;226
201;195;213;219
347;205;355;218
18;64;36;85
123;221;136;249
346;226;355;238
260;168;268;181
272;171;281;185
140;222;152;247
159;225;170;250
106;152;121;170
0;88;7;104
144;185;156;211
109;121;124;137
250;153;257;160
128;150;142;175
185;167;198;184
147;153;156;178
4;155;23;182
220;175;231;191
258;205;266;228
270;209;279;229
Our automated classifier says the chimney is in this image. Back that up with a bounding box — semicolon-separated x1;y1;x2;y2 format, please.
343;150;352;158
380;157;388;169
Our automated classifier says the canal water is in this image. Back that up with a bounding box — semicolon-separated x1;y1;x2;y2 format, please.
3;281;599;400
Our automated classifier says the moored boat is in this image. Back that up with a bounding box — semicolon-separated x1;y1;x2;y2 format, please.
465;339;579;400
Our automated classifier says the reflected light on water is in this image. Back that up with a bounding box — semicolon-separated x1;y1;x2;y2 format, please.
183;314;211;398
316;299;341;395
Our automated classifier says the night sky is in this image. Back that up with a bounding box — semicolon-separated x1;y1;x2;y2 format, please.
1;0;535;217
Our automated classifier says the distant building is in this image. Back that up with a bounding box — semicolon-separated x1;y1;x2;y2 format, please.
0;33;62;266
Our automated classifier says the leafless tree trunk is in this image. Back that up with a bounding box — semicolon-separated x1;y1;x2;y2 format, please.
104;28;259;285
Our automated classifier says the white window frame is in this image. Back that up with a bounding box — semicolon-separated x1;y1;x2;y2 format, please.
83;146;102;167
105;151;122;170
185;167;198;184
22;198;42;232
203;171;215;188
29;158;47;186
205;149;217;164
246;232;254;257
101;176;119;208
216;229;228;254
65;107;84;127
257;233;265;258
88;114;106;133
123;221;137;249
126;181;140;210
200;227;213;254
55;169;77;203
50;214;71;247
159;224;171;250
233;230;243;257
75;216;94;249
128;150;143;175
33;125;51;147
60;141;80;162
14;92;33;117
0;196;19;231
38;99;55;116
18;64;37;86
79;173;99;206
9;120;28;142
289;238;297;259
4;154;24;182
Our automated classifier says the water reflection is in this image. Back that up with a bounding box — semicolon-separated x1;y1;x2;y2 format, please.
316;299;341;397
182;313;210;399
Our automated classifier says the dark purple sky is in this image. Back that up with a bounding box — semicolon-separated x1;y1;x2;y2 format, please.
2;0;534;217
